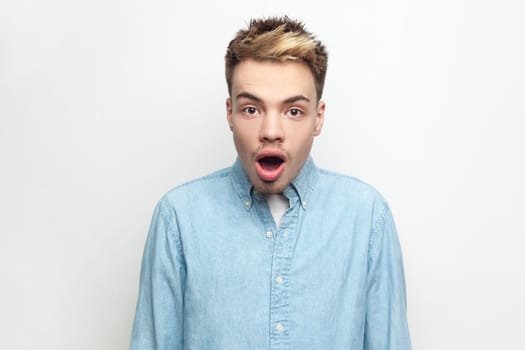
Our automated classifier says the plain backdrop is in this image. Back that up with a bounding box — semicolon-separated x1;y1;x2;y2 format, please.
1;0;524;349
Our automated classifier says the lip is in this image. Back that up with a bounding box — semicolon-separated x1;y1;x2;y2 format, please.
255;149;287;182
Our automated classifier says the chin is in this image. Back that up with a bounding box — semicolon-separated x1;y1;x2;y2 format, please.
253;178;289;194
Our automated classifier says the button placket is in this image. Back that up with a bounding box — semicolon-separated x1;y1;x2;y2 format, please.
269;209;300;349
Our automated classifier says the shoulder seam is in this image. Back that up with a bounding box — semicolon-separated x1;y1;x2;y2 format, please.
157;196;186;260
368;201;390;256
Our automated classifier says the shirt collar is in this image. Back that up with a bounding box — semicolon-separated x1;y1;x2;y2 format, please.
230;157;317;210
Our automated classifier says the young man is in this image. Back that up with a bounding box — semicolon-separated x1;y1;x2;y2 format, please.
131;17;411;350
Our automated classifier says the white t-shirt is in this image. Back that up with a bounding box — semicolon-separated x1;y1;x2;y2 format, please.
264;193;289;228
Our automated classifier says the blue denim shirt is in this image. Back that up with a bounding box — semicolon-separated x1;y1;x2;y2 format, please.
131;158;411;350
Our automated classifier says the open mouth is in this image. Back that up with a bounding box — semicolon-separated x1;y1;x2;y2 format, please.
258;156;284;170
255;153;286;182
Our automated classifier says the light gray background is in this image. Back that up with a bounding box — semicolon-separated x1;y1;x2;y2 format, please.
1;0;524;349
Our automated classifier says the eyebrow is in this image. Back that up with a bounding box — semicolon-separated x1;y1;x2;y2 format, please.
236;92;262;103
235;92;311;104
283;95;310;104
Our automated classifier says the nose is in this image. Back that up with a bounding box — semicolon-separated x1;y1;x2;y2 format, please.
259;112;284;143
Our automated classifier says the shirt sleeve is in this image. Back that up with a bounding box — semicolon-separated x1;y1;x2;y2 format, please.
365;204;412;350
130;197;186;350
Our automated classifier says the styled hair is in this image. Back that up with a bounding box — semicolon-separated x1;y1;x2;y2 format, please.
225;16;328;101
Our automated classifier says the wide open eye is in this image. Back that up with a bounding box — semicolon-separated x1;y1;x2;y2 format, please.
287;108;304;118
242;106;258;115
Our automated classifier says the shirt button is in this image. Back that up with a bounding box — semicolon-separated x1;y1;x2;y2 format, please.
275;275;283;284
244;200;251;207
275;322;284;332
266;231;273;238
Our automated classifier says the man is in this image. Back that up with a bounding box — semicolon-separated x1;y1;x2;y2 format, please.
131;16;411;350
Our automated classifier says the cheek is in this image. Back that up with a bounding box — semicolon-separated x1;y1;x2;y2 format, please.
234;119;259;137
286;126;315;158
233;125;259;154
286;122;315;142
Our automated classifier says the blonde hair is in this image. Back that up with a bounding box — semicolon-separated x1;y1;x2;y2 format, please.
225;16;328;101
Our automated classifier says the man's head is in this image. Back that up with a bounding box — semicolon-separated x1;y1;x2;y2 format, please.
225;16;328;101
225;17;328;194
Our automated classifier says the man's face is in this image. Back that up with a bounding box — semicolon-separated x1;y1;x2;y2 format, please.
226;59;325;194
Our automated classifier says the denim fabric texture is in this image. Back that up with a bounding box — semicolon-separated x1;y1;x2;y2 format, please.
131;158;411;350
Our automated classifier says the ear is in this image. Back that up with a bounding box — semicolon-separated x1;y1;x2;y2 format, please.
226;97;234;131
314;100;325;136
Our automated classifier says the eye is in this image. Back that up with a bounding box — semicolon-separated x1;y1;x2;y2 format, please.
242;106;258;115
287;108;304;118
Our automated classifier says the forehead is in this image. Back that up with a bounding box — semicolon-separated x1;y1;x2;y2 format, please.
231;59;316;101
